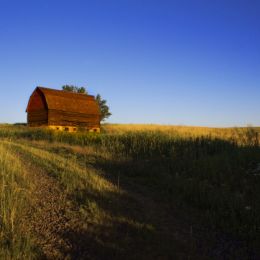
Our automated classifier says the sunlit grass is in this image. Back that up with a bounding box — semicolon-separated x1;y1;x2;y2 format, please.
0;143;37;259
102;123;260;140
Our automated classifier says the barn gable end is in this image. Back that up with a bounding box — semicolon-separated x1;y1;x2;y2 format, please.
27;88;47;112
26;88;48;126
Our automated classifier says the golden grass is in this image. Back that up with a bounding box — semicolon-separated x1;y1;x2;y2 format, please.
4;141;118;196
0;143;36;259
103;123;260;138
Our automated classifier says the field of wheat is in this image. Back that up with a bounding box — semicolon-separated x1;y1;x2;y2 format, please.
0;124;260;259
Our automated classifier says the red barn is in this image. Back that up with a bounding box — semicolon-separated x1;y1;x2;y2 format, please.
26;87;101;132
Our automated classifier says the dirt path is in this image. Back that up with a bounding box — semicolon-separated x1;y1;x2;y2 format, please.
18;155;101;260
21;158;73;259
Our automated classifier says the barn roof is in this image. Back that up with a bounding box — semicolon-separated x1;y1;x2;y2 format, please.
27;87;100;115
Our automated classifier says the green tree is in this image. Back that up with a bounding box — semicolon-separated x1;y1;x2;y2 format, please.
95;94;112;121
62;85;88;94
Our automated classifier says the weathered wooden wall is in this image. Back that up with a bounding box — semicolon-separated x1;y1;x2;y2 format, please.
48;110;100;128
27;110;48;126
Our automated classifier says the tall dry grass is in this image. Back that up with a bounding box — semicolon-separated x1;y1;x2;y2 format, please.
0;143;37;259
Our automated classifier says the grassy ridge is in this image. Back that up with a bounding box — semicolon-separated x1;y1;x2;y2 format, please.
1;124;260;145
0;124;260;258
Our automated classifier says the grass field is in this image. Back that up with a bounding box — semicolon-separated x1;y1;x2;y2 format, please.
0;124;260;259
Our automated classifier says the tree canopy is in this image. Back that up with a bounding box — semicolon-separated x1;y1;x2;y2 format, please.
95;94;112;122
62;85;87;94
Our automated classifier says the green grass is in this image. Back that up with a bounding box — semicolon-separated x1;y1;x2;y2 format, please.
0;124;260;258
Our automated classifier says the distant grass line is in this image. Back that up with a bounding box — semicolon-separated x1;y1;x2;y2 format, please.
0;143;38;259
0;124;260;147
103;123;260;140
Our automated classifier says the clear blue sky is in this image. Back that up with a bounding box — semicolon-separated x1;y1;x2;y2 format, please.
0;0;259;126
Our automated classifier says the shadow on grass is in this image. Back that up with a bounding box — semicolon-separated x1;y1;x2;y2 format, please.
9;137;260;259
86;140;260;259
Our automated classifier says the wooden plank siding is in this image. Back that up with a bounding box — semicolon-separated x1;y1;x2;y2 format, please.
48;110;100;127
27;110;48;126
26;87;101;131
